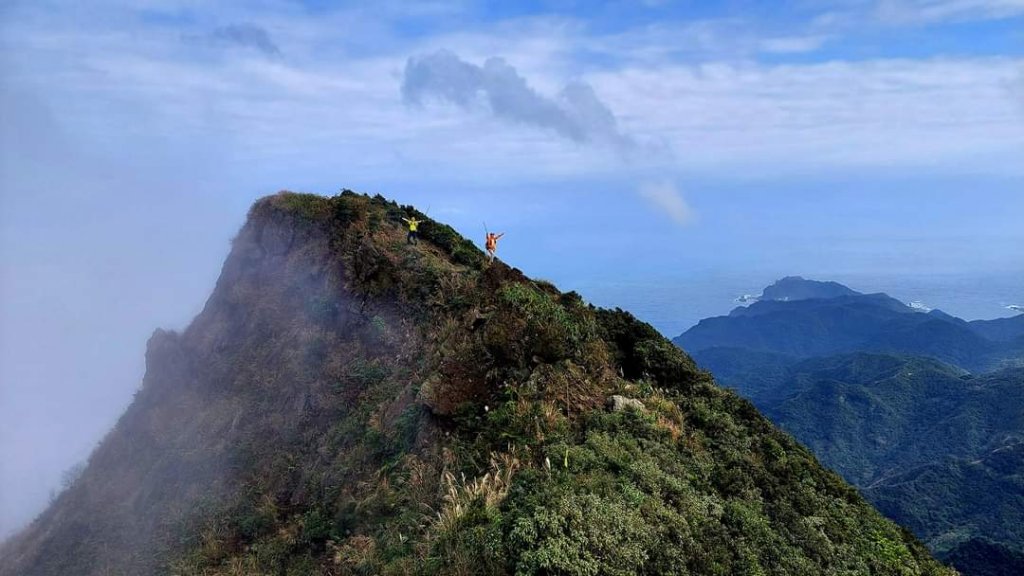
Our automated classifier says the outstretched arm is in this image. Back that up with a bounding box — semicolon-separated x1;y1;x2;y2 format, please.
497;233;505;239
402;218;411;223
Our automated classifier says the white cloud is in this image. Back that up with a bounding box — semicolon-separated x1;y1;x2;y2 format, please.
638;180;695;225
588;57;1024;175
401;50;637;152
2;0;1022;183
875;0;1024;24
759;35;830;54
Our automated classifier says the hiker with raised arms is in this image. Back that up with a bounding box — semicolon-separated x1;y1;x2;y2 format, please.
485;231;504;263
402;216;421;245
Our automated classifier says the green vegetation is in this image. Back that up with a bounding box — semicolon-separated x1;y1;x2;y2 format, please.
694;349;1024;576
674;279;1024;576
766;357;1024;568
0;191;956;576
869;441;1024;566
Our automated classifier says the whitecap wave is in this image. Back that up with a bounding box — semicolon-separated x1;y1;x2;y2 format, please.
1007;304;1024;314
735;294;760;305
908;300;932;312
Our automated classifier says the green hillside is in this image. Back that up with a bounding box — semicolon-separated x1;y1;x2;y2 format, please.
867;441;1024;566
0;192;954;576
774;360;1024;483
710;350;1024;573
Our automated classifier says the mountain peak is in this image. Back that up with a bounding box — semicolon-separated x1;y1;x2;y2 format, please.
1;191;954;576
760;276;861;302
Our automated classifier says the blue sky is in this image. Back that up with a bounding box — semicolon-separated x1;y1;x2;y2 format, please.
2;0;1024;538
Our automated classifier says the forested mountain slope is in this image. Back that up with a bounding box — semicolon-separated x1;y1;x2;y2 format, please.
0;192;953;576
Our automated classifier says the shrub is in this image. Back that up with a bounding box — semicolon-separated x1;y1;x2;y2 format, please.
490;283;597;364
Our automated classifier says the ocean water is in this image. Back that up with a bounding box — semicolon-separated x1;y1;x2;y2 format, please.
571;270;1024;339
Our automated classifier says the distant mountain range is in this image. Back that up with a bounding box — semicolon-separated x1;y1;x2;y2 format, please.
677;277;1024;373
673;277;1024;576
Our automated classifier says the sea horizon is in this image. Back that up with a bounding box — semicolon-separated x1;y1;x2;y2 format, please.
570;269;1024;338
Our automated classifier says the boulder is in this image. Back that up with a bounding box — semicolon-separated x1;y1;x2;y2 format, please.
608;395;645;413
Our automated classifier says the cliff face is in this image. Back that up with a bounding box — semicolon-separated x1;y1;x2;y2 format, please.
0;192;956;575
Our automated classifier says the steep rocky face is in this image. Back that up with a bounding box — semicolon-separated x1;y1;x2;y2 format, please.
0;192;956;575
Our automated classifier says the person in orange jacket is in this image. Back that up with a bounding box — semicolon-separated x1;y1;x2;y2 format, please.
485;231;504;263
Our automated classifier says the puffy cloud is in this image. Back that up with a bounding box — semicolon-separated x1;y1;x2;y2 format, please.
402;50;635;152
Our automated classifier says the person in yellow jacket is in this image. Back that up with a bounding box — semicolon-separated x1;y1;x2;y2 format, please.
402;217;421;245
485;231;504;263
